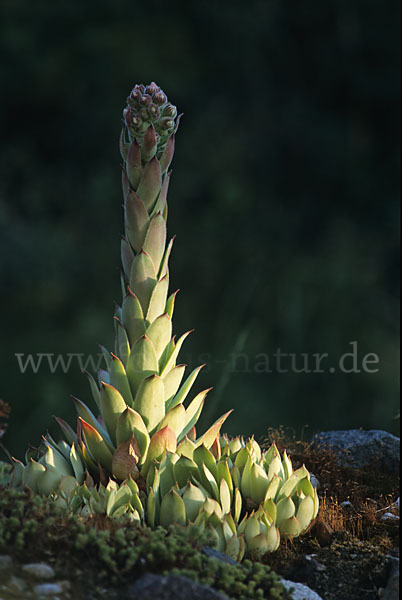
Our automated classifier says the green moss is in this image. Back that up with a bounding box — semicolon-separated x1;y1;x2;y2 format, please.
0;484;291;600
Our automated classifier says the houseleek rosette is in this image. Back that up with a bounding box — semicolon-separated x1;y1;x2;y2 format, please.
11;83;319;559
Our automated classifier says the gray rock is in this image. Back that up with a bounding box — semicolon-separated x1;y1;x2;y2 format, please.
34;582;63;596
22;562;55;580
126;573;229;600
381;557;399;600
311;430;400;472
281;578;323;600
0;554;12;571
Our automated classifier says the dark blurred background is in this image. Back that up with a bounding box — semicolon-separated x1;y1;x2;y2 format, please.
1;0;400;459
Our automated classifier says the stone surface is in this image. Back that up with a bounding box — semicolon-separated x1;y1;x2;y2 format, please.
22;562;55;580
381;557;399;600
281;578;324;600
311;429;400;472
34;582;63;596
0;554;12;571
126;573;229;599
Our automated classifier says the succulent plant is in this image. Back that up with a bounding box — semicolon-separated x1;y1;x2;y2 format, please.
11;82;318;559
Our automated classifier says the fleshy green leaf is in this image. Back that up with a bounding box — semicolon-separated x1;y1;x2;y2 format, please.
129;251;157;315
162;364;186;404
126;335;159;396
133;374;165;432
78;417;114;473
146;313;172;359
142;213;166;275
109;354;134;407
146;275;169;323
136;156;162;211
122;289;146;347
99;383;128;446
167;364;206;412
116;406;150;463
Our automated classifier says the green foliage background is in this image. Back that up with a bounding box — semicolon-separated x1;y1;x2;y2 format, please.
0;0;399;459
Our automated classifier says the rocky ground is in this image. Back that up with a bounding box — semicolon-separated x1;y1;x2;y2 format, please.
0;428;399;600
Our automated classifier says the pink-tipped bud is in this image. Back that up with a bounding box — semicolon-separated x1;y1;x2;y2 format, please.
153;91;167;105
146;82;159;95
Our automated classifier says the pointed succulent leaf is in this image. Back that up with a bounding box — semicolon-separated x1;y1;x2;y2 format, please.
263;497;277;524
195;410;233;450
116;406;150;461
162;364;186;403
98;344;111;368
142;213;166;275
240;452;253;499
141;124;157;162
160;330;193;376
279;516;302;538
99;382;127;446
122;167;130;201
296;494;315;532
178;387;210;441
201;463;219;500
37;467;63;496
85;371;101;411
193;445;218;480
146;313;172;359
106;483;132;517
125;189;150;254
276;497;296;527
114;318;131;366
133;374;165;432
158;235;174;279
70;443;85;483
173;455;199;488
264;474;281;501
72;397;112;446
120;236;135;280
129;250;157;315
159;135;175;173
220;478;231;514
136;156;162;211
182;481;207;522
276;472;301;501
119;127;129;161
109;354;134;408
234;487;242;522
176;436;196;459
267;454;284;481
165;289;178;319
160;487;186;528
282;449;293;479
217;461;233;501
23;459;46;492
150;172;170;219
250;463;270;505
126;335;159;395
141;425;177;477
167;364;205;412
122;289;146;346
146;275;169;323
54;416;77;447
225;534;245;562
147;487;156;527
158;451;179;497
78;417;114;473
126;139;142;190
158;403;186;437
